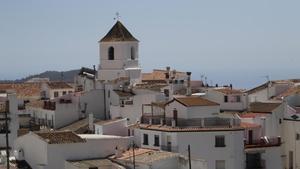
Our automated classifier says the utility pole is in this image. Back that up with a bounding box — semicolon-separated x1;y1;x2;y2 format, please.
132;142;136;169
5;100;10;169
188;144;191;169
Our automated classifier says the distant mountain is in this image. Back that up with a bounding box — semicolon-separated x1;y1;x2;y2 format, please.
0;69;80;83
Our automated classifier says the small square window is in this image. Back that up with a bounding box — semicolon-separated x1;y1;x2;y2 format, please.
62;91;67;95
215;135;225;147
216;160;225;169
236;96;241;102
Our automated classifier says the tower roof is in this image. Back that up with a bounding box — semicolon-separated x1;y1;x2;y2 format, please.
100;21;139;42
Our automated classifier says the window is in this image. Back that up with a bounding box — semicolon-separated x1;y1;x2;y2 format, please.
296;133;300;140
216;160;225;169
108;46;114;60
215;135;225;147
143;134;149;145
154;135;160;146
236;96;241;102
62;91;67;95
54;91;59;98
131;47;135;60
224;96;228;103
68;91;72;94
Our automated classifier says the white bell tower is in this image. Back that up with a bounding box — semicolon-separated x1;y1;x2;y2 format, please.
98;21;141;84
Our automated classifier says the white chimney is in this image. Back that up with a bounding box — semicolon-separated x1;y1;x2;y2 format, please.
171;119;176;128
200;118;205;128
186;72;192;96
160;118;164;125
89;113;94;132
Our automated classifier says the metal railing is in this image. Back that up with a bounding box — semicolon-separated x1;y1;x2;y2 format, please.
245;137;281;148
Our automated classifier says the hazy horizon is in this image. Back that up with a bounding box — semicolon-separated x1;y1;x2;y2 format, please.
1;0;300;89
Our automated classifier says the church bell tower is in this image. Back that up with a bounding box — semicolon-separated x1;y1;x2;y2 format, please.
98;21;141;84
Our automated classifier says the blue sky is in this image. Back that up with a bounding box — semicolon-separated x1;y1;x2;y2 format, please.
0;0;300;88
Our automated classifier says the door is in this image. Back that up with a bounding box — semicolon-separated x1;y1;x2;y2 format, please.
289;151;293;169
248;130;253;145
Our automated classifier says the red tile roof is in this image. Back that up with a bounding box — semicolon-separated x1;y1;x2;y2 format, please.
47;82;73;89
35;131;86;144
214;88;243;95
168;96;219;107
249;102;281;113
0;83;41;98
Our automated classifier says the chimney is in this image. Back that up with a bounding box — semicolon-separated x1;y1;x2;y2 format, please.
186;72;192;96
165;66;170;85
160;118;164;125
88;113;94;132
200;118;205;128
172;108;178;127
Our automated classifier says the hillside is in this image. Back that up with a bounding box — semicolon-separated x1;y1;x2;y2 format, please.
0;69;80;83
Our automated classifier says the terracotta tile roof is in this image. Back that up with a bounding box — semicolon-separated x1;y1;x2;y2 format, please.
238;113;267;118
274;86;300;100
138;124;244;132
240;122;261;129
113;90;135;97
134;83;168;92
58;118;101;134
142;69;186;81
249;102;282;113
100;21;138;42
246;79;299;94
35;131;86;144
0;83;41;98
110;148;178;164
168;96;219;107
67;159;119;168
47;82;73;89
214;88;243;95
26;100;44;108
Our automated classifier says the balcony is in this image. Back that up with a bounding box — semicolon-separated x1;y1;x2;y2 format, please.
244;136;281;149
141;116;241;128
43;101;56;110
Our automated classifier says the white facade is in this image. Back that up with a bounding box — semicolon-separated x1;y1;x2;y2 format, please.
14;133;131;169
203;89;248;112
110;89;165;124
41;83;74;100
137;128;244;169
98;41;141;84
165;99;220;119
94;118;128;136
0;93;19;151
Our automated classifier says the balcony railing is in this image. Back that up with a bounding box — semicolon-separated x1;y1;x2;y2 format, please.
141;116;241;128
245;137;281;148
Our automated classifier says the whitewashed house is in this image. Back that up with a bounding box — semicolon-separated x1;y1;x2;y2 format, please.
0;91;19;152
94;118;128;136
41;81;74;100
14;131;131;169
238;102;284;169
203;87;248;112
247;80;292;103
135;96;245;169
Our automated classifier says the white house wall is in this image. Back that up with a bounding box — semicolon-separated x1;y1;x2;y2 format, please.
176;131;244;169
80;89;106;119
14;133;48;168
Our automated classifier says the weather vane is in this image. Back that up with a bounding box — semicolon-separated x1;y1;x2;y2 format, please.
114;12;120;21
